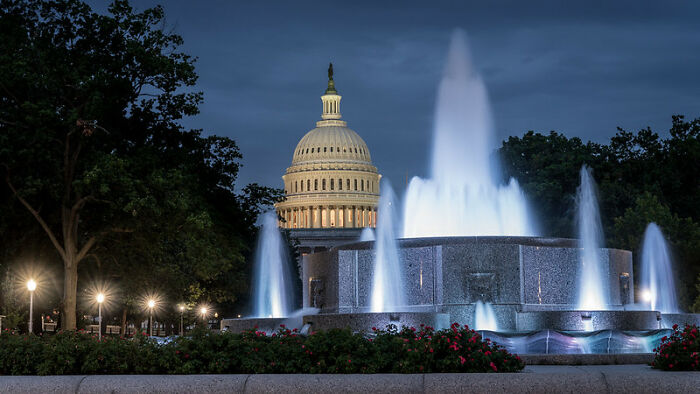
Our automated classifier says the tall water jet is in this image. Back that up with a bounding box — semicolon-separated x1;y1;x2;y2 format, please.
640;223;679;313
359;227;375;242
402;29;534;237
370;180;406;313
576;165;609;310
252;211;294;318
474;301;499;331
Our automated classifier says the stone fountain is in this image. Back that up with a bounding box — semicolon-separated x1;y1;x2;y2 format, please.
221;30;699;353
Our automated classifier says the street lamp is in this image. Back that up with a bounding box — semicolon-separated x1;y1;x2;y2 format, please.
96;293;105;340
179;305;185;336
148;299;155;337
200;307;207;328
27;279;36;334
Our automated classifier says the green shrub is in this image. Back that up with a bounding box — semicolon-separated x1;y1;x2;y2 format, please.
651;324;700;371
0;323;524;375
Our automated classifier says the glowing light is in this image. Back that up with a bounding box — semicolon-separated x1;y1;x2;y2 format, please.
641;289;652;303
97;293;105;304
179;305;185;312
148;300;155;309
27;279;36;292
200;307;207;316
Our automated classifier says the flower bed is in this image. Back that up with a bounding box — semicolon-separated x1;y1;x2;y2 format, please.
651;324;699;371
0;323;524;375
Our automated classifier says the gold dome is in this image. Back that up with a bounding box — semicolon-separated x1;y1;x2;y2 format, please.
276;64;380;230
292;125;372;165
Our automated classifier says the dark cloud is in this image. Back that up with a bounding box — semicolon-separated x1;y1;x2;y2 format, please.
89;1;700;193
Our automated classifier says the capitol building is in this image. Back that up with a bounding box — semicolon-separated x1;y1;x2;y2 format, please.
275;65;380;251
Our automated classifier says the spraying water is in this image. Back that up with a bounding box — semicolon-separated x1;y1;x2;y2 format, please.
402;29;534;237
370;180;406;312
640;223;679;313
576;165;609;310
474;301;499;331
359;227;375;242
252;211;294;318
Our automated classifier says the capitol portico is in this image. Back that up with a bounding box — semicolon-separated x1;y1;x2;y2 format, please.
275;64;380;249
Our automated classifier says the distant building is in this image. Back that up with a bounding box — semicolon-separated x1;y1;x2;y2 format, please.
275;64;380;252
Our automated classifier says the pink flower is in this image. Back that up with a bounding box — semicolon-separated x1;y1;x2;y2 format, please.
459;356;466;365
490;362;497;371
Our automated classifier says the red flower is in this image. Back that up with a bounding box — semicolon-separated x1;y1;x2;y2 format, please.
490;362;497;371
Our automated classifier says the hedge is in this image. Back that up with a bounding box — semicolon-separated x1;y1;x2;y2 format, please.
0;323;524;375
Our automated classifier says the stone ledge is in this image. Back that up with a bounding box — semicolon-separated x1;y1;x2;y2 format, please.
0;366;697;393
520;353;655;365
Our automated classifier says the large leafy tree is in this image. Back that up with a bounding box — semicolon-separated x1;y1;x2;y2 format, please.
0;0;281;330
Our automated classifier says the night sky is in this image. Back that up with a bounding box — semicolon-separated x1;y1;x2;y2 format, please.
90;1;700;193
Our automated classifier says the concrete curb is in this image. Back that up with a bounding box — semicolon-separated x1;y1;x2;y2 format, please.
0;365;697;393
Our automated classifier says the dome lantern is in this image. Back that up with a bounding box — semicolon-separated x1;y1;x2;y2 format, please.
321;63;342;121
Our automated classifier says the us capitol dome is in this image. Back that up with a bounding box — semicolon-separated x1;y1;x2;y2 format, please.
275;64;380;241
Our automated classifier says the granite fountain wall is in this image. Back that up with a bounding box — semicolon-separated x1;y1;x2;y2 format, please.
302;236;635;331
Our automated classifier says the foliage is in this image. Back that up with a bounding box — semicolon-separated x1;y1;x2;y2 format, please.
0;0;281;329
651;324;700;371
0;324;524;375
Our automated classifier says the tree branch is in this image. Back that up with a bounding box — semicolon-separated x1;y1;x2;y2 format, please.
75;227;134;264
3;165;66;261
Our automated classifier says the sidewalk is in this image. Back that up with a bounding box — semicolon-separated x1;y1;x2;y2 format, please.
0;365;697;393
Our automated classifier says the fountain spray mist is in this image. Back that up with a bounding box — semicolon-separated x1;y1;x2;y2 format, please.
474;301;499;331
576;165;609;310
371;180;406;313
253;211;294;318
402;29;534;237
640;223;679;313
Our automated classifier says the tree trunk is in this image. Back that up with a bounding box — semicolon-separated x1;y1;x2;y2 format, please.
121;307;127;337
62;260;78;331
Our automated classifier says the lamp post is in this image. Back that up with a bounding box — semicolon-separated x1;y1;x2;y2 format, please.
179;305;185;336
96;293;105;340
148;299;155;337
27;279;36;334
200;307;207;328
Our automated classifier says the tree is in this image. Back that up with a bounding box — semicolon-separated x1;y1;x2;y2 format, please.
613;192;700;308
0;0;281;330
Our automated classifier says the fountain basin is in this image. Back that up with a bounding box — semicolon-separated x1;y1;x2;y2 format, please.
516;310;661;331
220;317;288;333
303;312;450;332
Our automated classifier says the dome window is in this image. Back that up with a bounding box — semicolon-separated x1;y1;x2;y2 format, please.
361;179;364;191
315;179;318;190
311;148;314;153
306;148;309;153
307;179;311;190
330;179;334;190
343;147;347;152
346;179;350;190
354;179;358;190
355;147;358;153
324;147;327;152
330;147;333;152
339;178;342;190
322;179;326;190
